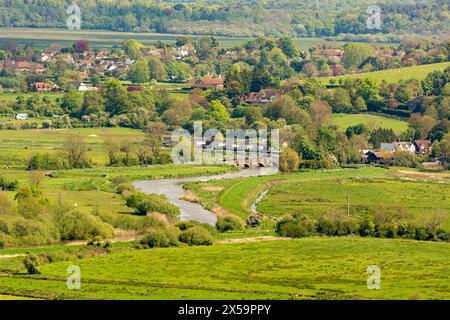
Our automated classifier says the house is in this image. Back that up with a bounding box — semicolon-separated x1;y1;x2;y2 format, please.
243;88;282;105
15;113;28;120
413;140;432;154
8;61;45;74
192;77;224;90
67;82;97;92
380;141;416;154
366;151;394;164
33;82;55;93
175;45;195;59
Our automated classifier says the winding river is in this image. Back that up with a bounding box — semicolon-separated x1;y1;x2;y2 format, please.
133;167;277;225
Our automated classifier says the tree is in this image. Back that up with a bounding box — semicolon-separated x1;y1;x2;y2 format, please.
63;135;91;168
122;39;143;59
277;36;299;59
148;57;167;81
210;100;230;122
279;147;300;172
74;40;90;53
342;43;374;69
369;128;396;149
409;113;437;139
331;88;352;113
129;59;150;84
309;100;332;128
61;91;83;117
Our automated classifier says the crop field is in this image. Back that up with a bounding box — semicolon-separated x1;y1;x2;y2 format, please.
320;62;450;85
331;113;409;134
0;237;449;299
0;28;397;50
185;167;450;229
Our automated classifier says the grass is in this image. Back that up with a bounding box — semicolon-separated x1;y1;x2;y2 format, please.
0;27;398;50
0;127;145;167
331;113;409;134
0;237;449;299
0;92;64;103
186;167;450;229
320;62;450;85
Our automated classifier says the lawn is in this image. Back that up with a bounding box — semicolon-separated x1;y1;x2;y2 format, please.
320;62;450;85
0;92;64;103
1;237;449;299
331;113;409;134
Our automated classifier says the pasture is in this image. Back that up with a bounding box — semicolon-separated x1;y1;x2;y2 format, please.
0;127;145;168
0;237;449;299
320;62;450;85
185;167;450;229
331;113;409;134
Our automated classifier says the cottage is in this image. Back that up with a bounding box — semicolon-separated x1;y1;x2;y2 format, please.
243;88;282;105
413;140;432;154
192;77;224;90
33;82;53;93
380;141;416;154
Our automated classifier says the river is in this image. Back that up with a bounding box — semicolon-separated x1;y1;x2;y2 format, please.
133;167;278;225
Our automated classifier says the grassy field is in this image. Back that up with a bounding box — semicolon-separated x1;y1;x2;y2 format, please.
0;127;145;167
0;237;449;299
186;167;450;229
0;92;64;103
0;27;397;50
331;113;409;134
320;62;450;85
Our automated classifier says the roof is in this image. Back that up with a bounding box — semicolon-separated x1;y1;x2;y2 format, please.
414;140;432;147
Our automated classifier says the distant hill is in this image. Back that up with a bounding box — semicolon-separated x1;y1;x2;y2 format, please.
0;0;448;38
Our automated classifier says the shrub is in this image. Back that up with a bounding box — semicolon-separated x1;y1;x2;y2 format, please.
0;175;18;191
125;192;180;217
358;216;375;237
116;182;135;195
140;227;179;248
298;160;335;170
316;212;359;236
27;152;68;170
246;214;262;228
179;226;213;246
279;147;300;172
23;254;41;274
56;209;114;241
275;213;316;238
216;215;245;233
176;221;217;235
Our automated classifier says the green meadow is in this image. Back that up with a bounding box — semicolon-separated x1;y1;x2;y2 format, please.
185;167;450;229
331;113;409;134
320;62;450;85
0;237;449;300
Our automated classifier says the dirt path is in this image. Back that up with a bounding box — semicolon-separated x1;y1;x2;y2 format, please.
215;236;290;244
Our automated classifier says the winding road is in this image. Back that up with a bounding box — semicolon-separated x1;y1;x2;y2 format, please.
134;167;277;225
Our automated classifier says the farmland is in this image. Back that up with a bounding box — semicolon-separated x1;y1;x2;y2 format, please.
0;28;320;49
0;28;396;50
320;62;450;85
331;113;409;134
0;237;449;299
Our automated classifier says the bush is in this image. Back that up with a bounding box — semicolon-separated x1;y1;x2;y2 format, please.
179;226;213;246
0;194;13;216
56;209;114;241
216;215;245;233
176;221;217;235
316;213;359;236
125;192;180;217
23;254;41;274
279;147;300;172
140;227;179;248
0;175;18;191
27;152;69;170
116;182;135;195
298;160;335;170
275;213;316;238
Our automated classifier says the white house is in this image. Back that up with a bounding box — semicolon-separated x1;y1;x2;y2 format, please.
15;113;28;120
380;141;416;154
